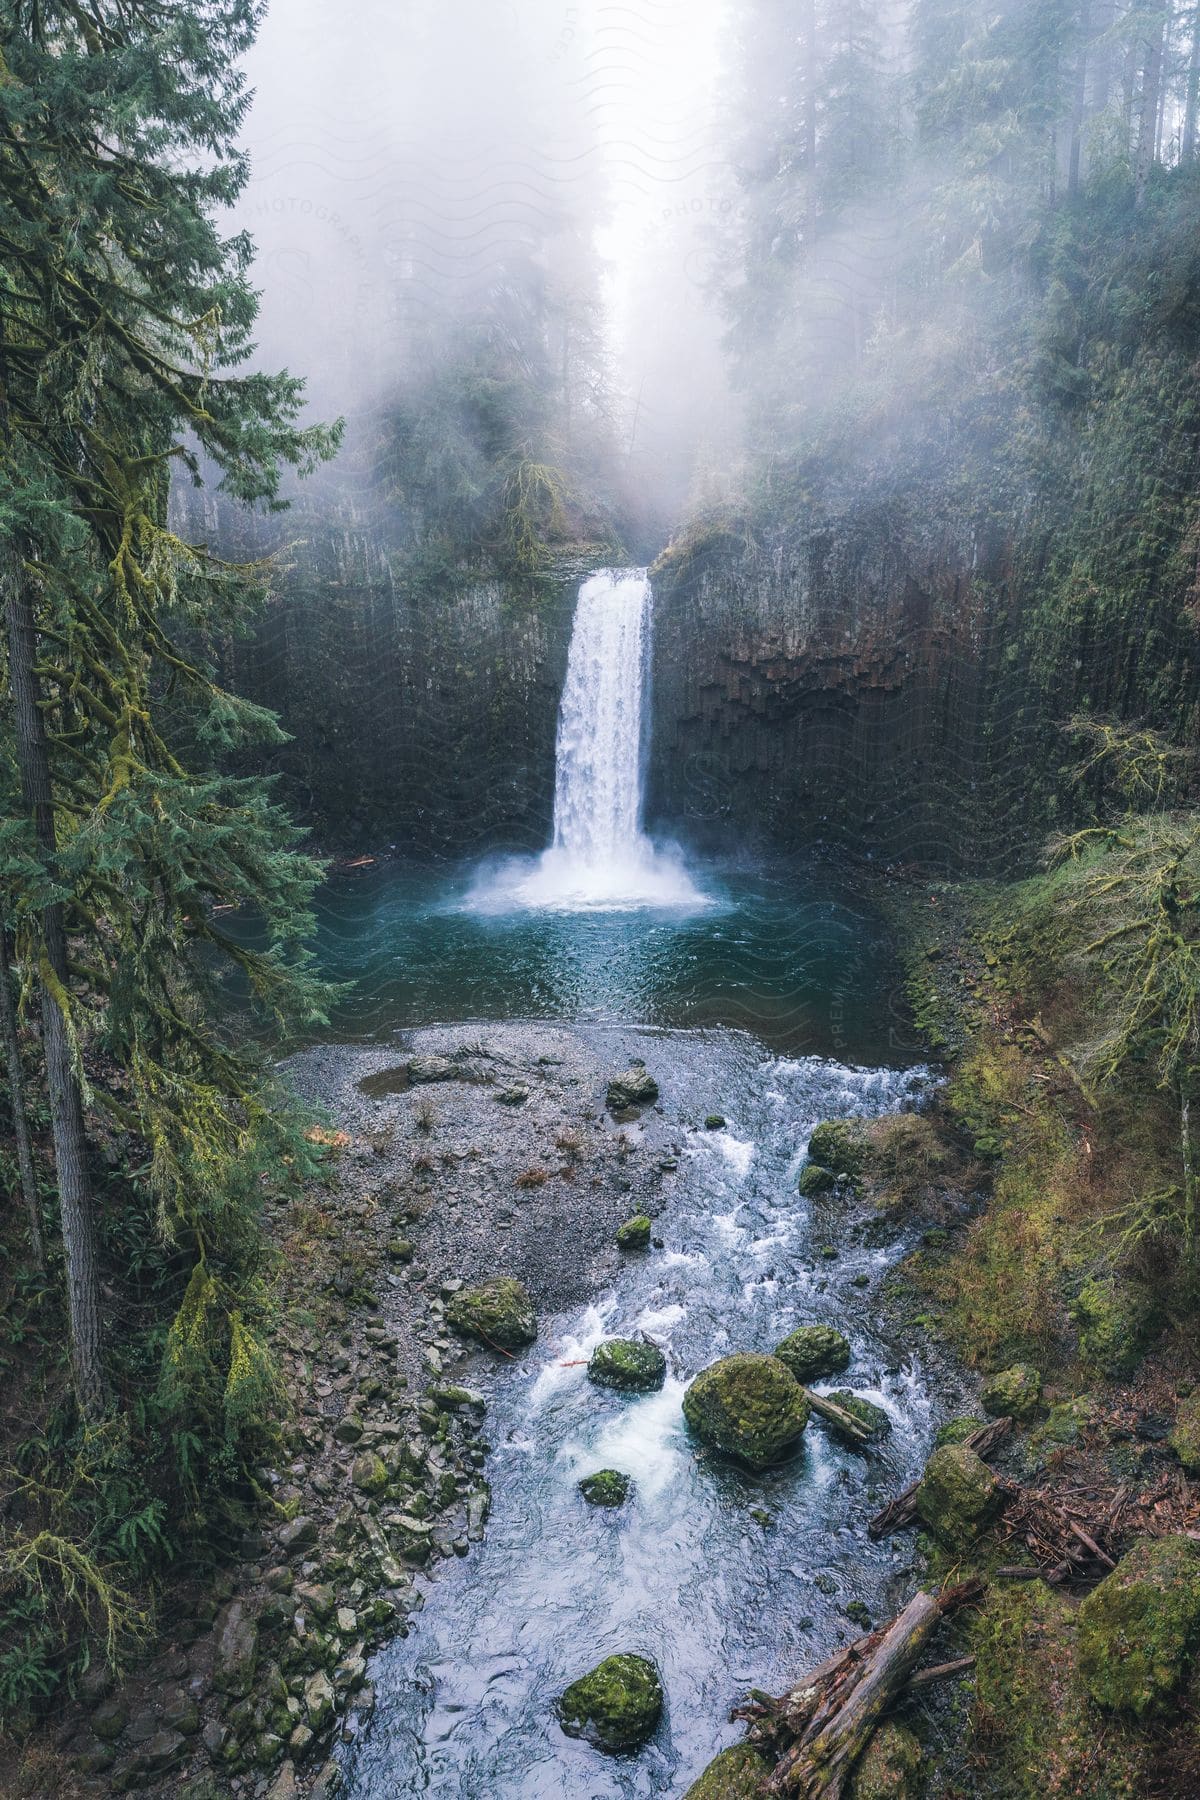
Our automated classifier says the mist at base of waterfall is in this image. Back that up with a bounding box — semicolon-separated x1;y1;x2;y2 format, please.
462;840;715;915
477;567;711;916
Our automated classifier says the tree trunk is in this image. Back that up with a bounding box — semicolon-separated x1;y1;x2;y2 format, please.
774;1591;941;1797
1069;2;1093;193
0;908;45;1271
1090;0;1115;115
1184;9;1200;160
1135;4;1167;206
1182;1017;1198;1267
3;541;106;1418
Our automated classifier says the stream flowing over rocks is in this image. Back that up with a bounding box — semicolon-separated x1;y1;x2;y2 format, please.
290;1020;970;1798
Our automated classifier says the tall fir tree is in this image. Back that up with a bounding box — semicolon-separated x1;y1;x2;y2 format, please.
0;3;340;1422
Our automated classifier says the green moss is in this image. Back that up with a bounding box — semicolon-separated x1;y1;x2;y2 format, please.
1029;1395;1093;1453
682;1353;810;1470
980;1363;1043;1421
914;1444;1000;1547
847;1721;921;1800
557;1652;663;1752
579;1470;631;1508
350;1451;388;1495
1078;1535;1200;1716
445;1277;537;1350
807;1121;867;1176
798;1162;837;1197
587;1338;666;1392
935;1414;986;1446
681;1744;771;1799
825;1391;891;1443
1071;1277;1155;1377
615;1214;652;1251
773;1325;851;1383
705;1115;727;1131
1170;1392;1200;1473
971;1582;1148;1797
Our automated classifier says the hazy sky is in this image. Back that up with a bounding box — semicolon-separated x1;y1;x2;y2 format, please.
237;0;735;485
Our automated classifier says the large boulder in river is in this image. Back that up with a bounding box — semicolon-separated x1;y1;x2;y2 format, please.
557;1652;663;1752
606;1064;659;1111
682;1744;772;1798
914;1445;1001;1547
824;1391;892;1444
773;1324;851;1383
1077;1535;1200;1715
446;1277;537;1350
806;1120;868;1177
579;1469;631;1508
616;1213;652;1250
588;1338;666;1392
683;1353;810;1470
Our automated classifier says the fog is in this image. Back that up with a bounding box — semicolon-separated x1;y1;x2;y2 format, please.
238;0;737;525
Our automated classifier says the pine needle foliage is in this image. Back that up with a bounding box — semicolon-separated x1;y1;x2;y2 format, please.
0;0;340;1714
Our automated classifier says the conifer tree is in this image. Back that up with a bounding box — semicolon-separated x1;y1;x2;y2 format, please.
0;3;340;1420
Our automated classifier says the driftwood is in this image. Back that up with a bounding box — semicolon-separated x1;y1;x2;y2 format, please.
802;1388;873;1448
734;1582;983;1799
998;1481;1125;1583
868;1417;1012;1538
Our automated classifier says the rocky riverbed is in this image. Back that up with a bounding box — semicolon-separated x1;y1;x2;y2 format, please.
45;1021;969;1800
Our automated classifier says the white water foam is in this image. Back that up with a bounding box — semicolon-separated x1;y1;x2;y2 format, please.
465;569;711;914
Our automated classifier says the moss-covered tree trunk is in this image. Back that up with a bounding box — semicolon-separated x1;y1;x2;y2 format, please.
4;546;105;1417
0;906;43;1270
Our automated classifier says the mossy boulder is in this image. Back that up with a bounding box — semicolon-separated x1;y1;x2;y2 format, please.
981;1363;1042;1421
556;1652;663;1752
848;1721;922;1800
588;1338;667;1392
682;1743;771;1797
914;1444;1001;1547
616;1214;652;1251
807;1120;867;1177
446;1277;536;1350
683;1353;810;1470
1071;1276;1153;1376
1170;1392;1200;1473
350;1451;389;1495
579;1470;631;1508
1030;1395;1092;1451
606;1065;659;1111
972;1582;1149;1798
798;1162;837;1197
1078;1535;1200;1716
774;1325;851;1383
825;1391;891;1443
935;1414;985;1447
705;1115;727;1131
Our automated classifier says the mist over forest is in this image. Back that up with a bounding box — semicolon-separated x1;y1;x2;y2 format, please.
4;6;1200;1799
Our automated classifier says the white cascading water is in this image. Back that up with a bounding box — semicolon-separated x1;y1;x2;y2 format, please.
551;568;652;863
472;569;708;912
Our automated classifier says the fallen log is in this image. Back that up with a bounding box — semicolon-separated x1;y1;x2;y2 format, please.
901;1654;976;1695
802;1388;873;1448
869;1418;1012;1538
737;1582;983;1799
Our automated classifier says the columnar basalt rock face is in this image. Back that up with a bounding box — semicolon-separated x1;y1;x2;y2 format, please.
188;487;588;851
646;527;1005;872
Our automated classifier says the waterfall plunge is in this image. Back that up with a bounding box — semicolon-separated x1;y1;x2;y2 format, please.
470;569;708;913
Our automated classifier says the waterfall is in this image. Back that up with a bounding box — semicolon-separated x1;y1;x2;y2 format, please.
551;568;651;863
468;569;708;912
